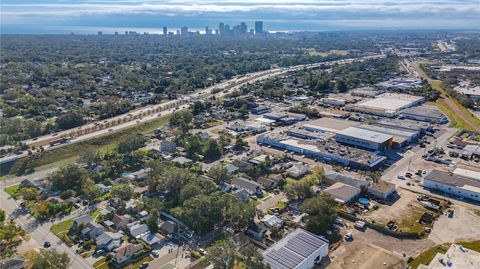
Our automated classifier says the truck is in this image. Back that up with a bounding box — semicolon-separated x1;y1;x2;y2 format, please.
49;138;68;147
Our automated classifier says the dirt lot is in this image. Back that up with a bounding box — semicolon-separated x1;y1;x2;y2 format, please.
322;240;406;269
364;188;439;234
429;204;480;244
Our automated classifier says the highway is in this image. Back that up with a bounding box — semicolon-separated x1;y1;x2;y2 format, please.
0;54;383;166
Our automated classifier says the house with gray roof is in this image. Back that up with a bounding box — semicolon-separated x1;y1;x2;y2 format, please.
96;232;123;251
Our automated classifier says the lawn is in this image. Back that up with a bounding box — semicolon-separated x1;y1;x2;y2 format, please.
50;218;75;246
4;184;20;198
91;208;103;222
93;257;110;269
409;244;450;269
9;115;171;175
457;240;480;252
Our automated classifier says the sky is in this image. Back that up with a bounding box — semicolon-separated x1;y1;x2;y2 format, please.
1;0;480;34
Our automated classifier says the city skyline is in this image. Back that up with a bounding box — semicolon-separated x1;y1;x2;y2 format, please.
2;0;480;34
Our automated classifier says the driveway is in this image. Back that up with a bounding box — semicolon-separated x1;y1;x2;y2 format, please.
256;193;287;213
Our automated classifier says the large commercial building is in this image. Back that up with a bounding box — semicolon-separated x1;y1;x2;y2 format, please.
400;105;448;124
255;21;263;35
336;127;393;151
423;169;480;202
302;118;360;134
357;124;420;148
257;131;386;170
263;228;329;269
346;93;425;117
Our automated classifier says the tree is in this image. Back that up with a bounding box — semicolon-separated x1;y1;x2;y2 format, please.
56;111;84;130
31;249;70;269
47;164;90;192
81;179;101;203
238;244;268;269
203;139;222;161
233;138;248;151
206;241;235;269
117;133;146;154
110;183;134;200
208;164;230;185
146;209;159;234
0;210;5;222
300;193;338;235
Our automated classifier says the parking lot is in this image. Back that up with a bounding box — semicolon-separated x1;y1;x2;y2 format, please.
429;203;480;244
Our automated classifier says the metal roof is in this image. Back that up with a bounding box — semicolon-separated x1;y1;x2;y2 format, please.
337;127;393;143
263;228;328;269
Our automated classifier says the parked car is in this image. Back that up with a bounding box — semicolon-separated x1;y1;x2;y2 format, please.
354;221;366;229
344;231;353;241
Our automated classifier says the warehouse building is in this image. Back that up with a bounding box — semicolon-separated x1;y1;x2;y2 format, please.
375;118;432;134
423;169;480;202
418;244;480;269
357;124;420;148
336;127;393;151
263;228;329;269
302;118;360;134
400;105;448;124
324;171;369;189
257;132;387;170
345;93;425;117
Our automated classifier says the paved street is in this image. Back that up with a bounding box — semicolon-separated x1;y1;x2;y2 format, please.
0;185;93;268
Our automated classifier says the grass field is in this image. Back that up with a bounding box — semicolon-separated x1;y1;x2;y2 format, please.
10;115;171;175
50;218;73;236
4;183;20;198
457;240;480;252
307;49;349;57
428;81;480;131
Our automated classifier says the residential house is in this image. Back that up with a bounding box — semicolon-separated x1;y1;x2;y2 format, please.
232;177;262;196
261;215;284;228
81;222;105;239
368;181;396;200
140;233;164;247
172;157;193;165
112;243;143;264
324;182;361;204
71;215;92;230
96;232;123;251
0;256;25;269
96;184;111;195
112;214;129;230
233;189;251;202
229;233;250;250
128;224;149;239
159;220;177;236
257;177;277;190
246;224;267;241
224;164;239;175
159;140;176;153
287;163;310;179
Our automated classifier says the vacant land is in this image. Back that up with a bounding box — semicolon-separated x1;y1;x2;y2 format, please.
365;189;436;234
429;204;480;244
325;240;406;269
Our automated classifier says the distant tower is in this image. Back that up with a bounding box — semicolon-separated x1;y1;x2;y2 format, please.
255;21;263;35
163;26;168;36
180;26;188;36
240;22;248;35
219;22;225;35
97;31;103;36
114;31;118;35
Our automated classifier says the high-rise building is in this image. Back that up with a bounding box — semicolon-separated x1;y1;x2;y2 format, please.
114;31;118;35
219;22;225;35
163;26;167;36
255;21;263;35
205;26;212;35
240;22;248;35
97;31;103;36
180;26;188;36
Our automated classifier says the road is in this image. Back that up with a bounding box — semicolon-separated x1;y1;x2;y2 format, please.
0;187;93;269
0;54;384;166
404;59;480;130
381;127;457;181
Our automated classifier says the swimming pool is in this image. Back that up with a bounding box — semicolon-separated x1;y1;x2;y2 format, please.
358;198;370;205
